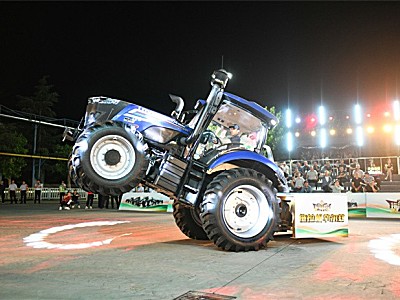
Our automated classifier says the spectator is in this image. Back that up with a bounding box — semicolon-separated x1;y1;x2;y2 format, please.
338;159;347;172
34;180;43;204
312;161;321;173
337;166;349;190
279;162;289;178
351;172;364;193
104;195;114;209
306;166;319;190
321;161;333;174
136;183;145;192
9;180;18;204
385;158;393;182
364;178;379;193
295;162;303;176
301;161;310;176
349;159;358;176
300;180;312;193
98;194;105;209
59;191;72;210
71;189;81;208
329;179;344;193
0;180;6;204
320;171;332;193
19;180;28;204
352;164;364;179
109;195;119;209
363;172;374;185
291;171;305;192
59;181;67;204
85;191;94;209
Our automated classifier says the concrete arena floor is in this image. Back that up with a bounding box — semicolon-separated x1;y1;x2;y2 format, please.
0;201;399;300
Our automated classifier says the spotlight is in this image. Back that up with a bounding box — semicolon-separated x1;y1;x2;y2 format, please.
318;106;326;126
346;115;350;120
354;104;362;125
295;131;300;137
295;117;301;124
366;113;371;118
329;129;336;135
346;127;353;134
384;111;390;117
329;116;334;121
366;126;375;134
383;124;393;133
310;130;316;137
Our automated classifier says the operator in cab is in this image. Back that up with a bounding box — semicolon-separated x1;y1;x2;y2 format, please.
228;124;241;149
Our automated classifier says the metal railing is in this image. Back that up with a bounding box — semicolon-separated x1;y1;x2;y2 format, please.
1;188;96;201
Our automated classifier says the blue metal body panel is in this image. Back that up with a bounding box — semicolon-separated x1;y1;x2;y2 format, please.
112;103;192;135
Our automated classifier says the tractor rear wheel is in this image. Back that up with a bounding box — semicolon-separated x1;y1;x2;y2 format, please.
173;200;209;240
200;168;280;251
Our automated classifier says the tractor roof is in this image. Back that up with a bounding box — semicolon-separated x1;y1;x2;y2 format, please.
223;92;278;128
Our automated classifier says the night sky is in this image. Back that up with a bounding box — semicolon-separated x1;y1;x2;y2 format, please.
1;2;400;122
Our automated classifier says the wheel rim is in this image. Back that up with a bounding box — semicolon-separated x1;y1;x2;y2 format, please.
222;185;273;238
90;134;136;180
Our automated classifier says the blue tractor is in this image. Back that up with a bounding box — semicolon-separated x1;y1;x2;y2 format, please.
64;69;290;251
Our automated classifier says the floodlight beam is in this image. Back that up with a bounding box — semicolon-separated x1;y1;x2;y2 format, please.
318;106;326;126
285;108;292;129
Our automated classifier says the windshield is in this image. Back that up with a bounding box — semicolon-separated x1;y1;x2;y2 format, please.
194;100;268;160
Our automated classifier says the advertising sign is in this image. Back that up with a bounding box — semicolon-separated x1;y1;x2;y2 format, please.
347;193;366;218
366;193;400;218
119;191;173;212
293;193;348;238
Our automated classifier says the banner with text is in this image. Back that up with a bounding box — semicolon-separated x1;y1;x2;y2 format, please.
366;193;400;218
293;193;348;238
119;192;173;212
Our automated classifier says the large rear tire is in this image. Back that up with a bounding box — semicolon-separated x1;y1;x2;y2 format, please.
200;168;280;252
173;200;209;240
69;122;148;195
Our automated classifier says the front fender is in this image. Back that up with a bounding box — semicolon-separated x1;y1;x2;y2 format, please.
206;151;288;191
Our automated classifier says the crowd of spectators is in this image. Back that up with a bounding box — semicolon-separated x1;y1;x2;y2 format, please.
279;158;383;193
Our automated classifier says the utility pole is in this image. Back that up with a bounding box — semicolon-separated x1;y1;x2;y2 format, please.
32;124;38;187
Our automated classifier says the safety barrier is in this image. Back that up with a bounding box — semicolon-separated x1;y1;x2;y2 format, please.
2;188;95;201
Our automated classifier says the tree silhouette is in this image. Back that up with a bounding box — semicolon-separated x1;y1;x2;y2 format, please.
17;75;59;117
264;106;284;160
0;123;28;182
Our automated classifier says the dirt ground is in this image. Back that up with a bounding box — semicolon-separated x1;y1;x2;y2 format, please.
0;201;399;300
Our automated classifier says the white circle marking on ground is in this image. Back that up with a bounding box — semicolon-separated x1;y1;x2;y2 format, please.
369;233;400;266
23;221;131;250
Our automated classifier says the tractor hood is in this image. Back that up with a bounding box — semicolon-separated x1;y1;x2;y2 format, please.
84;96;191;144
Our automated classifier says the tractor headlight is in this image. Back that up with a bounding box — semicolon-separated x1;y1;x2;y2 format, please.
143;126;179;144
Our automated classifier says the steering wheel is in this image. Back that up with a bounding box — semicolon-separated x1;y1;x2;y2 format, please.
202;130;222;145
